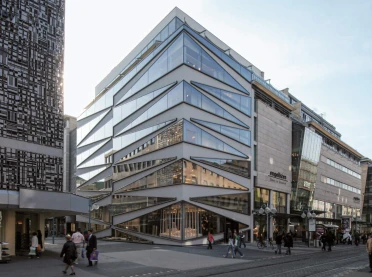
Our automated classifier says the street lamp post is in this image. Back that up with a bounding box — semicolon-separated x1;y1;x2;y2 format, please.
259;203;277;247
301;208;316;247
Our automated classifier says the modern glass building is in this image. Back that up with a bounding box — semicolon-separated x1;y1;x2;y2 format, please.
75;7;367;244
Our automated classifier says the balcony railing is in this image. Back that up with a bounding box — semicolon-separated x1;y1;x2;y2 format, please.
252;73;290;103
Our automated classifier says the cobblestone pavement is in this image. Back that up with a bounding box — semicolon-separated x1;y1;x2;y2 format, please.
0;238;368;277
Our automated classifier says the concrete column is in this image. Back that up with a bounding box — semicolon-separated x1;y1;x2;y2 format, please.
38;214;46;249
4;210;16;256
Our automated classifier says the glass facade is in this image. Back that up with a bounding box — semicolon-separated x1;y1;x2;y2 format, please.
116;202;229;241
77;109;110;145
191;119;251;146
291;124;322;211
76;166;108;187
320;175;361;194
113;157;176;181
114;83;176;124
115;159;248;193
109;196;176;216
76;139;110;166
191;81;251;116
254;188;269;209
114;120;176;151
117;81;248;137
190;193;250;214
190;158;250;178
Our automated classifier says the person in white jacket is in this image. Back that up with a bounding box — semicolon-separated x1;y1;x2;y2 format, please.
30;232;40;259
223;233;236;258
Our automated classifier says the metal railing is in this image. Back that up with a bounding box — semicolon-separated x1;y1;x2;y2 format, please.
252;73;291;103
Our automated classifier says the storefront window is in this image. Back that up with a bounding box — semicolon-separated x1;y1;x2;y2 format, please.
272;191;287;213
254;188;269;209
190;193;250;214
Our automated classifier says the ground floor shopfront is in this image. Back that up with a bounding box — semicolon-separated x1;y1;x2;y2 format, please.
0;189;89;255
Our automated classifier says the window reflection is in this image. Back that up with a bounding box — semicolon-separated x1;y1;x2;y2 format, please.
117;202;228;241
191;158;250;178
254;188;269;209
191;193;250;214
77;109;110;145
116;159;247;193
109;196;175;216
113;157;176;181
272;191;287;213
192;119;251;146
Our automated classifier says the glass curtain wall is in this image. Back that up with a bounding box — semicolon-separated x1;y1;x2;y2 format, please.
117;202;228;241
190;158;250;178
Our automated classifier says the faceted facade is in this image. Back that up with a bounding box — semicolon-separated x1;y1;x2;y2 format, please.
75;12;253;244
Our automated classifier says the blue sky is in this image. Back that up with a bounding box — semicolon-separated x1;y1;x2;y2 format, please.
64;0;372;158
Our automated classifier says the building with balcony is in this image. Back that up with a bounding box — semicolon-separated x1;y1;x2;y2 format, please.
74;7;366;244
0;0;87;255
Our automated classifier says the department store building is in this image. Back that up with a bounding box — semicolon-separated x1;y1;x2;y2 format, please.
74;7;366;244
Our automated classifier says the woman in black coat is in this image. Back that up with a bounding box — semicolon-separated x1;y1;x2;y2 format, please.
37;230;43;257
60;235;77;275
284;233;293;255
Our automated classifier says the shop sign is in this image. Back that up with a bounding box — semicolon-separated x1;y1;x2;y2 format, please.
268;171;287;184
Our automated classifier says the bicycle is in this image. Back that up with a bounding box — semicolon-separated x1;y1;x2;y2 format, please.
257;237;275;250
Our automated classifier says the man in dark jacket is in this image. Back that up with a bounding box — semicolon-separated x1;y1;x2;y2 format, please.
60;235;77;275
86;229;97;267
327;231;334;251
285;233;293;255
275;233;283;254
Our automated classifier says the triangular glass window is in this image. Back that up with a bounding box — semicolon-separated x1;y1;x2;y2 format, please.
191;119;251;147
113;120;176;151
115;159;247;193
191;81;251;116
115;202;248;241
109;195;176;216
191;157;250;178
76;165;108;187
190;193;250;215
117;82;184;135
78;142;113;169
77;138;110;166
77;178;107;192
183;33;247;93
118;33;184;103
116;120;184;164
109;228;152;243
184;82;248;128
79;118;113;147
113;157;177;181
114;82;176;124
183;120;247;158
77;109;111;145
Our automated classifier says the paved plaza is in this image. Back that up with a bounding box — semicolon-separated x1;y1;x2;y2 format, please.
0;238;370;277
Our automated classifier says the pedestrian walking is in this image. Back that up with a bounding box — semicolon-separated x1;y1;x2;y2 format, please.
29;232;40;259
233;231;244;258
86;229;97;267
355;233;360;246
327;231;333;251
207;231;214;249
60;235;77;276
275;233;282;254
320;233;327;251
37;229;43;257
223;233;235;258
239;231;246;248
284;233;293;255
366;235;372;272
71;228;85;264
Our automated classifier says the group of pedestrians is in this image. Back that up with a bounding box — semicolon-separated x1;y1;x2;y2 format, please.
60;228;97;276
223;230;245;258
320;231;335;251
275;232;293;255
